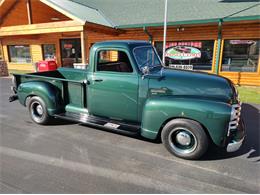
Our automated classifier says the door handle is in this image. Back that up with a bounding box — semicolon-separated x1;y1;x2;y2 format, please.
94;79;103;82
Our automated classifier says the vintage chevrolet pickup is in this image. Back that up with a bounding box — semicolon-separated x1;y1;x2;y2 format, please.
9;41;245;160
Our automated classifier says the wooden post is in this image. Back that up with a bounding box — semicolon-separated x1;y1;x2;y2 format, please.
26;0;33;24
80;30;87;64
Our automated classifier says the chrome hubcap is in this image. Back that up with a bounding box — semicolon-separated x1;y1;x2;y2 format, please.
176;131;191;146
168;128;198;154
36;105;43;115
31;101;44;122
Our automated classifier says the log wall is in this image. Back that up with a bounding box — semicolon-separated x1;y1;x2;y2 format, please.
0;21;259;85
1;32;81;71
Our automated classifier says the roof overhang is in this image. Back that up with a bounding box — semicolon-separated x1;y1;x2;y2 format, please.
0;20;84;37
39;0;85;25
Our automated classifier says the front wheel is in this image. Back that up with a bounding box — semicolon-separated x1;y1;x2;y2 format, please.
161;119;208;160
28;96;51;125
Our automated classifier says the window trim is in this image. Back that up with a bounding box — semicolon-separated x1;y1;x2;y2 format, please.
7;45;32;64
219;39;260;75
94;47;137;75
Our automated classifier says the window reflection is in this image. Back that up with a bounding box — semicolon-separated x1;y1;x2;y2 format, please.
221;40;259;72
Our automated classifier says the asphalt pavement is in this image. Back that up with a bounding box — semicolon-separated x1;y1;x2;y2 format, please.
0;77;259;193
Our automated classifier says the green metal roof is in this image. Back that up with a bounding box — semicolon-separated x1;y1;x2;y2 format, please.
44;0;260;28
43;0;114;27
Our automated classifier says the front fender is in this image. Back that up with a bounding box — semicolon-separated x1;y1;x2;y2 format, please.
141;97;231;146
17;81;63;115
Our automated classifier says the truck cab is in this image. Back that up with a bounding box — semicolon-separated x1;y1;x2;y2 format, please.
10;40;245;160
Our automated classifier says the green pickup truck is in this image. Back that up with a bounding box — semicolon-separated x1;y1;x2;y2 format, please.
9;41;245;160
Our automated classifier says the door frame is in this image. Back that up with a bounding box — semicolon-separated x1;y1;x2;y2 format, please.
59;38;81;67
88;47;140;121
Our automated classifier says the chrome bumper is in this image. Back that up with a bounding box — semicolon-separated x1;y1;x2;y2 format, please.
226;137;244;152
226;119;245;153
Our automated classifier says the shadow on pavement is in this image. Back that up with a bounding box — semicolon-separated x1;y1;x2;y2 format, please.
45;103;260;161
46;118;77;126
201;103;260;162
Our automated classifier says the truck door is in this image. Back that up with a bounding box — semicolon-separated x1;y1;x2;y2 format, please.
88;49;139;122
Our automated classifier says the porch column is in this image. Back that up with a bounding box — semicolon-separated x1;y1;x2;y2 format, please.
80;30;87;64
26;0;33;24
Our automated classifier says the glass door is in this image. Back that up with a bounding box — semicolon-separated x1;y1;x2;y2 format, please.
60;39;82;67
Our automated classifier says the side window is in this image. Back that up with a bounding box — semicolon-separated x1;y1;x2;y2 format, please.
97;50;133;73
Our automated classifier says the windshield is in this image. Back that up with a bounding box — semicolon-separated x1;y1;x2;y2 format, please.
133;46;162;70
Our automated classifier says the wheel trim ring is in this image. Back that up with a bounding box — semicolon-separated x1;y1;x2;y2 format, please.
168;128;198;155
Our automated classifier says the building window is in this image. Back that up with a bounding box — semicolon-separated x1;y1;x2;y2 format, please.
221;39;259;72
42;44;56;60
155;40;214;71
8;45;31;63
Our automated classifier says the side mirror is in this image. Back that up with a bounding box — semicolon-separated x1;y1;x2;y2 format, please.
141;66;150;80
141;65;150;75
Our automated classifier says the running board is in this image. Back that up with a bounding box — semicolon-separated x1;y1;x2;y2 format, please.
54;112;140;135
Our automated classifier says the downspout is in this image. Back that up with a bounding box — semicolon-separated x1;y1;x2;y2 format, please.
215;19;223;74
143;26;153;43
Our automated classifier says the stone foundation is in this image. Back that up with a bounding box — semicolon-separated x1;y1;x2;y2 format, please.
0;60;9;77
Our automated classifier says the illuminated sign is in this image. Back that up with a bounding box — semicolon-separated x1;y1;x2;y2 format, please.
166;46;201;60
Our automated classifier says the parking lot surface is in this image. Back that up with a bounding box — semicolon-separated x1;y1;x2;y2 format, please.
0;77;259;193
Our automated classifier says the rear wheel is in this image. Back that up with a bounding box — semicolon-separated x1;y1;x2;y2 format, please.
161;119;208;160
28;96;51;125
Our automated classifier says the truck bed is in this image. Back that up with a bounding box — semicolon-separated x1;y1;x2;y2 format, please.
14;68;89;113
27;67;88;82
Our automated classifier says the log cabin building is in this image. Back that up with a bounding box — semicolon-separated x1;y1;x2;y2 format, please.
0;0;259;85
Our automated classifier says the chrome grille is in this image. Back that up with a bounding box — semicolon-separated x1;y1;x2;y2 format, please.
228;103;241;136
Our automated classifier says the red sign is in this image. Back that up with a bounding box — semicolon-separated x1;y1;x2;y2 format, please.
166;41;202;49
64;44;73;49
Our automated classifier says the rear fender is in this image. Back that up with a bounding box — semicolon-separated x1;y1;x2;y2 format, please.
17;81;63;115
141;97;231;146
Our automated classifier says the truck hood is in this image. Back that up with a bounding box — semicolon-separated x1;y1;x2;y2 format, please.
147;68;235;103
